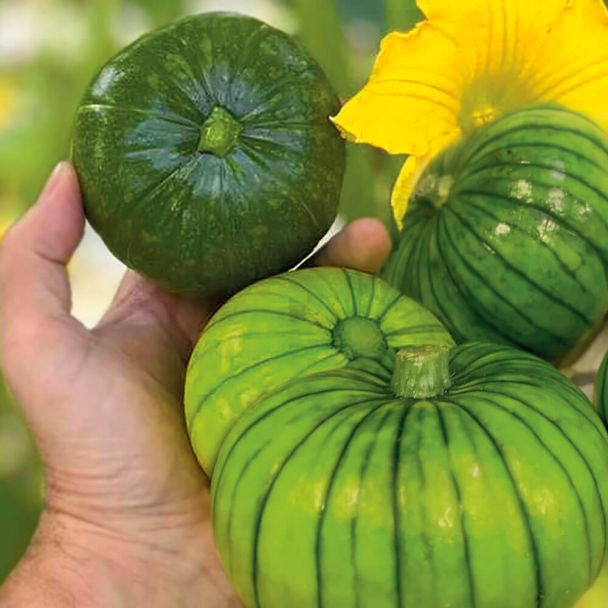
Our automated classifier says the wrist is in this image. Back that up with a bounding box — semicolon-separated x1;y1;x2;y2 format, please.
1;510;240;608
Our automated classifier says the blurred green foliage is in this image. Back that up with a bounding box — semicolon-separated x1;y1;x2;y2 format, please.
0;377;41;581
385;0;423;31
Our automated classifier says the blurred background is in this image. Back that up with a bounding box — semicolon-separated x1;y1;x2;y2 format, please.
0;1;607;605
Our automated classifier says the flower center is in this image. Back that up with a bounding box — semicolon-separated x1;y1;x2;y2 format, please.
470;105;499;128
459;71;535;135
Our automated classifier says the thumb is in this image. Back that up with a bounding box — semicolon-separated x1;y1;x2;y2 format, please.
0;162;85;375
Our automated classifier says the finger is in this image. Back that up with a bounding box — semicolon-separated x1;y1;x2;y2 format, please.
0;162;85;352
310;217;392;274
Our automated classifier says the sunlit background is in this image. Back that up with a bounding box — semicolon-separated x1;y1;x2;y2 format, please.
0;1;607;605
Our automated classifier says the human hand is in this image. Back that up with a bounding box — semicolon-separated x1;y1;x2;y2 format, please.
0;162;391;607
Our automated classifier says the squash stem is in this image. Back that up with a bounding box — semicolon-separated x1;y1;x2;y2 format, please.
392;345;452;399
198;106;242;157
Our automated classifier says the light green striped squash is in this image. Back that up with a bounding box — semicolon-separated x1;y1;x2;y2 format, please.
212;342;608;608
185;267;454;475
383;105;608;364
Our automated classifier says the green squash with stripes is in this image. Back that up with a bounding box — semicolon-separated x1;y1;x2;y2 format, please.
595;351;608;428
383;105;608;363
212;342;608;608
185;266;454;475
73;12;345;297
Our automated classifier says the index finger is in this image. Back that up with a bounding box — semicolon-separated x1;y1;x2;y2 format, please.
308;218;392;274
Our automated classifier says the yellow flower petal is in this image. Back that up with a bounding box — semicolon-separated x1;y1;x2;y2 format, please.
332;23;462;156
390;129;458;228
425;0;574;133
391;156;423;229
526;0;608;132
418;0;571;34
333;0;582;159
419;0;570;87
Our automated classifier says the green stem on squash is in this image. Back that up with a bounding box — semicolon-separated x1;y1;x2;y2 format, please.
391;345;452;399
198;107;242;157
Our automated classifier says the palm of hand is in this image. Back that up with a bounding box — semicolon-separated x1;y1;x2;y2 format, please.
41;287;212;541
5;277;238;604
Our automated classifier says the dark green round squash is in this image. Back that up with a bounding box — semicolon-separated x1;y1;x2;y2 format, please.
383;104;608;363
595;351;608;428
185;266;454;475
73;12;345;297
212;342;608;608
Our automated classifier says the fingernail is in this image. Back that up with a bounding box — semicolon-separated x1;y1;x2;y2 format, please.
39;162;67;201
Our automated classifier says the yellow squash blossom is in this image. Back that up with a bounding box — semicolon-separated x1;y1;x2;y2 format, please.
333;0;608;226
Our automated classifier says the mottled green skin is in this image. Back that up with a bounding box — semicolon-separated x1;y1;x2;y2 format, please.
212;343;608;608
595;352;608;427
383;105;608;363
73;12;345;297
185;267;454;475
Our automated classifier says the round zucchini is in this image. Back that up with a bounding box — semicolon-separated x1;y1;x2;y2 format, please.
185;267;454;475
213;342;608;608
595;351;608;428
73;12;345;297
383;104;608;363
